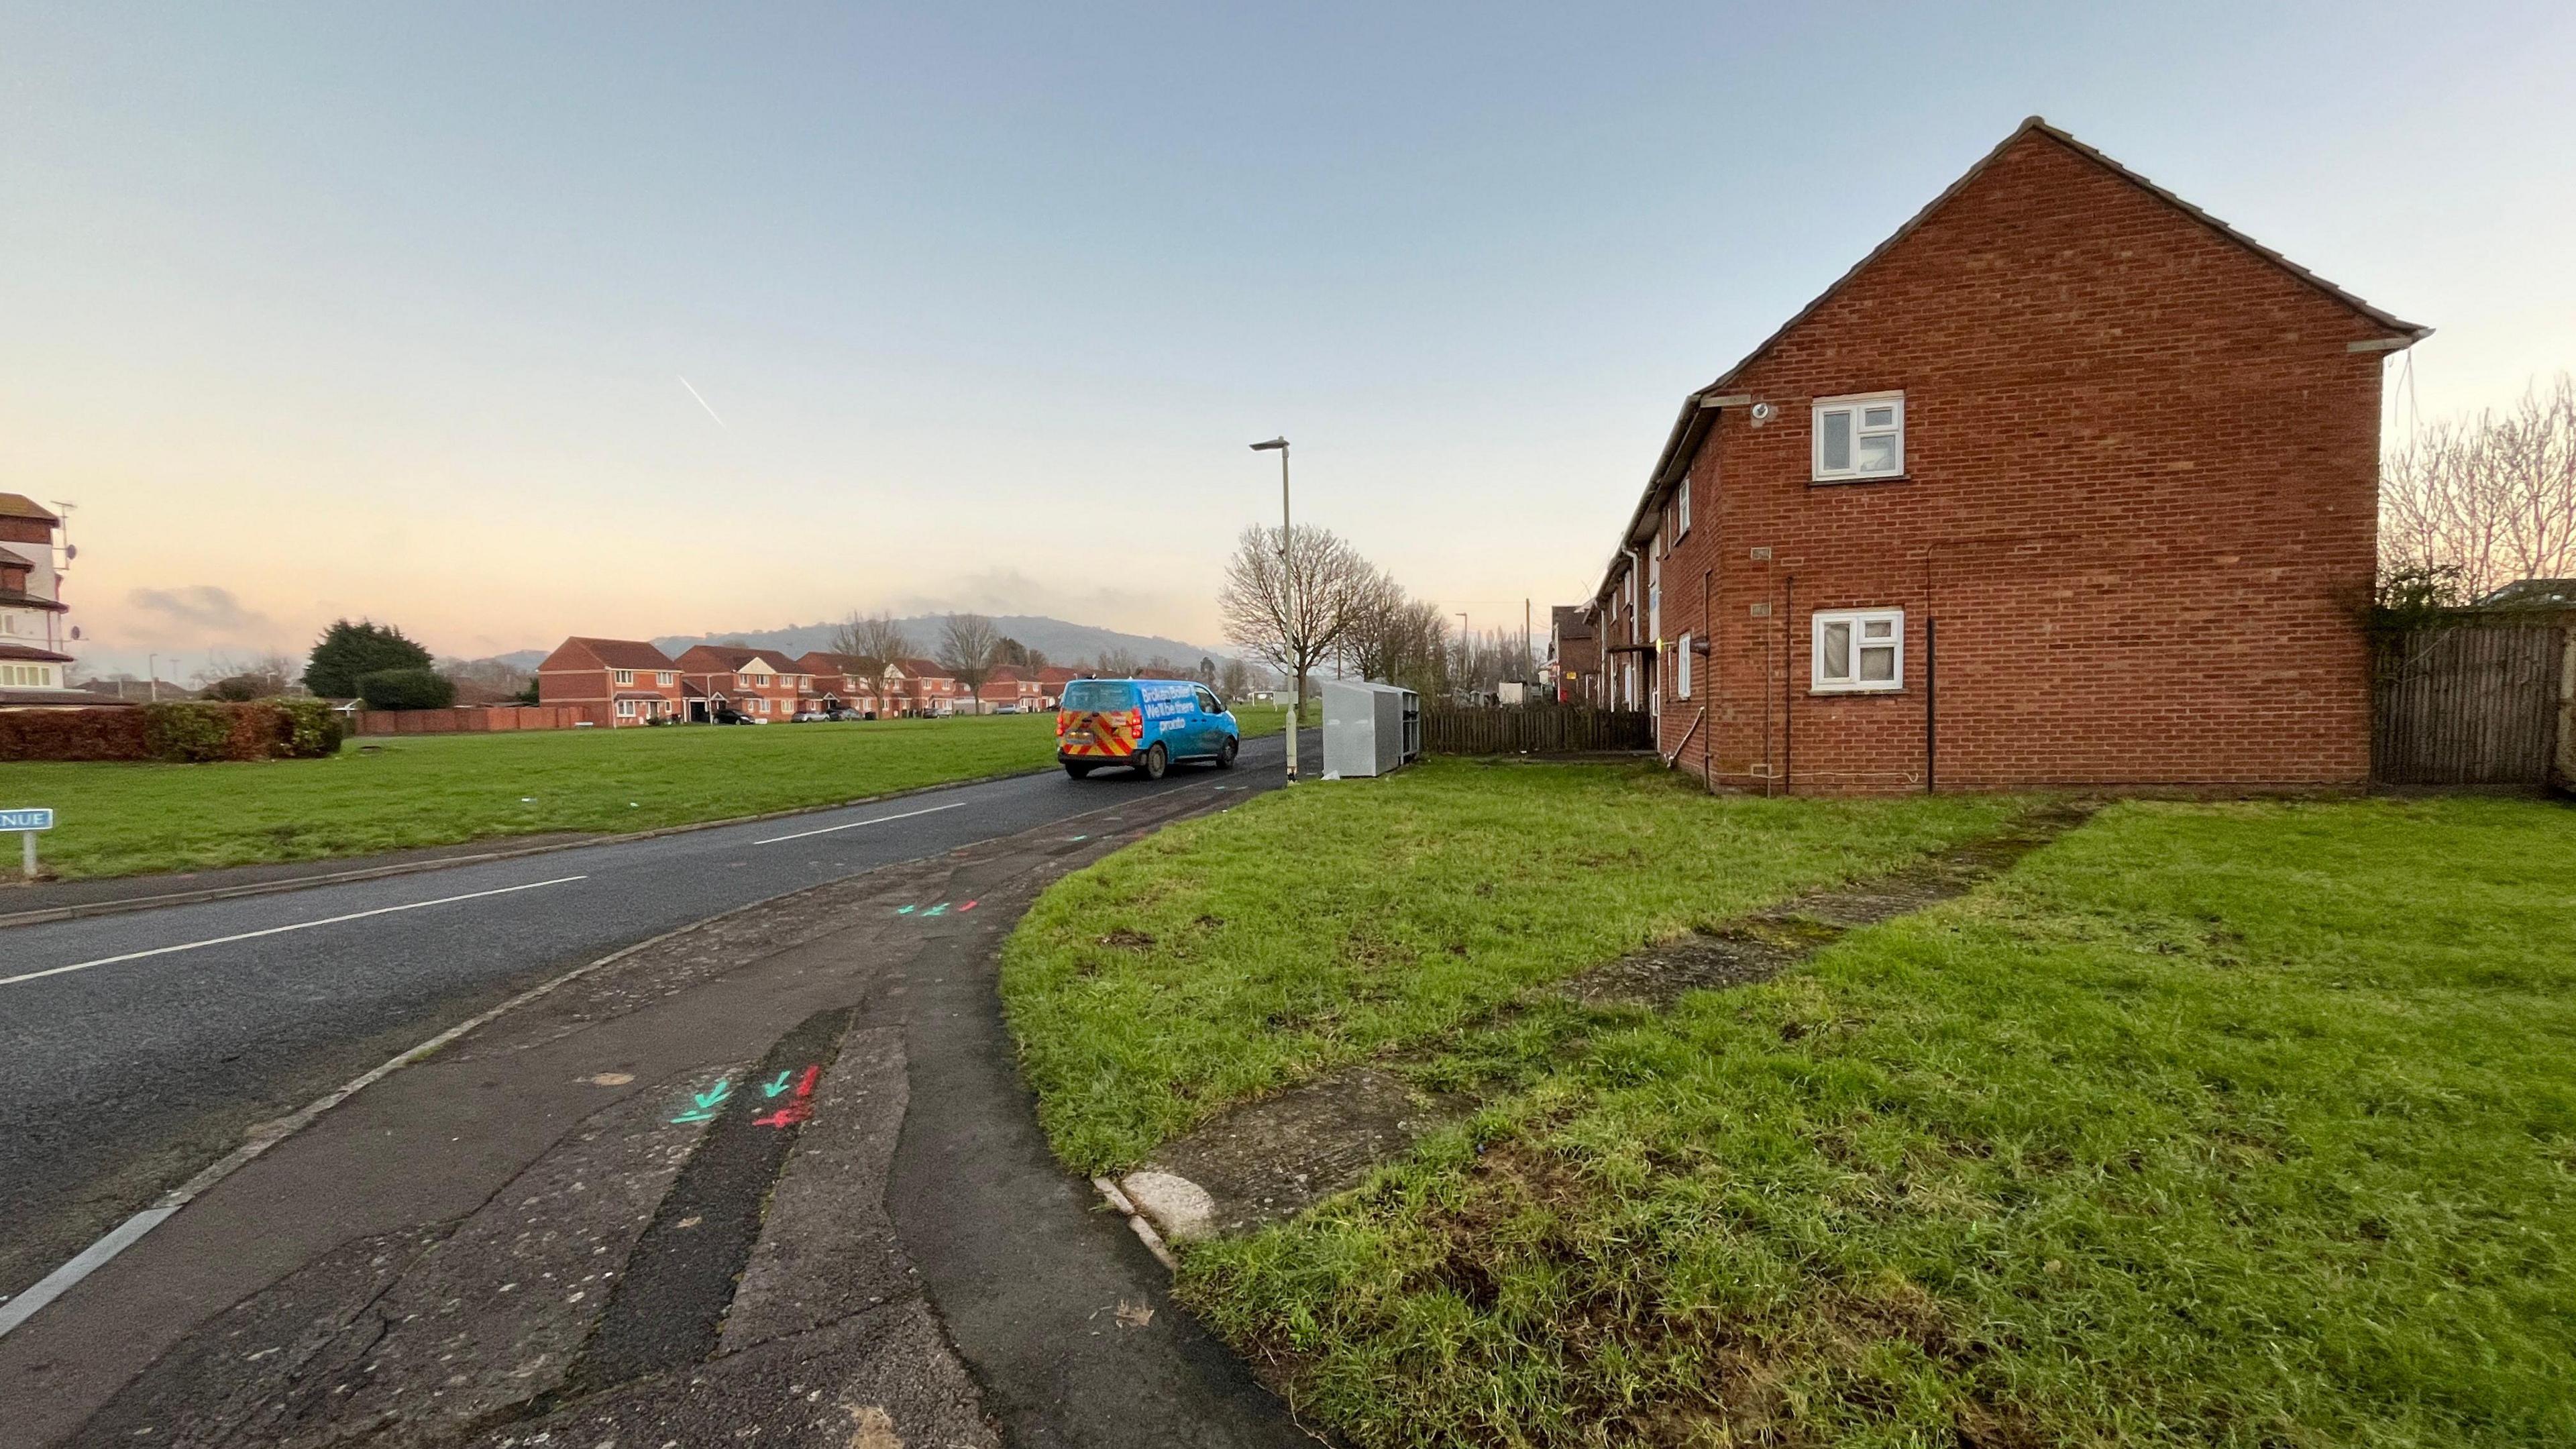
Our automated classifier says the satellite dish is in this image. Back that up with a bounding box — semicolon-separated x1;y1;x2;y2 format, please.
1750;402;1777;423
63;543;78;561
69;625;83;640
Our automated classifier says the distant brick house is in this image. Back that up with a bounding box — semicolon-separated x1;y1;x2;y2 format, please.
1595;117;2424;794
795;651;890;716
535;637;684;726
674;645;808;720
887;658;964;716
979;667;1044;712
1547;605;1600;704
1035;665;1078;709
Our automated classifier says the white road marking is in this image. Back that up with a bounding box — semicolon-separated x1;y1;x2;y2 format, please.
752;800;965;845
0;875;590;989
0;1203;174;1336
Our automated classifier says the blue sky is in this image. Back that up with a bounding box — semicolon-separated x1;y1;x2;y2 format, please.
5;2;2571;673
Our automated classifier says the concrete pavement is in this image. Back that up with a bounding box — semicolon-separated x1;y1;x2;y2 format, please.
2;743;1323;1447
1;733;1305;1305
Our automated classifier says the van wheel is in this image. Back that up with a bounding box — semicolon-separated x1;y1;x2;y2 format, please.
1214;737;1238;769
1064;761;1095;780
1136;743;1168;781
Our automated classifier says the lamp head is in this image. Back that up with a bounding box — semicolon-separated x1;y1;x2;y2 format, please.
1250;437;1289;451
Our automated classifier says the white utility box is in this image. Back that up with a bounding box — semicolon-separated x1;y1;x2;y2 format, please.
1322;678;1421;778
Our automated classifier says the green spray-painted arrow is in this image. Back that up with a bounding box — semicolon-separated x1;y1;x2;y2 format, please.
694;1079;732;1110
761;1070;794;1097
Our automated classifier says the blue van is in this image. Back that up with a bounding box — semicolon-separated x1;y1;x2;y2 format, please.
1055;678;1240;780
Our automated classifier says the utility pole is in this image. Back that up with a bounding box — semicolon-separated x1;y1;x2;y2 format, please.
1249;437;1296;783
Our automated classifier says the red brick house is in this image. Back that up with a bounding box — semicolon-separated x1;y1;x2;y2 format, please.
1595;117;2424;794
979;667;1044;712
1546;605;1601;705
1035;665;1078;709
886;658;963;716
674;645;807;720
535;637;684;726
795;651;891;716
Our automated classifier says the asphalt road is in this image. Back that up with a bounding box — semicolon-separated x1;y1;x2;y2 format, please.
0;732;1311;1303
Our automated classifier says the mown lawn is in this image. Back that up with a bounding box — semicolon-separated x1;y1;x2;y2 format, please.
1002;767;2576;1446
1000;760;2025;1171
0;713;1061;880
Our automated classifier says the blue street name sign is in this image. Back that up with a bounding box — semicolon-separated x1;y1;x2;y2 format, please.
0;808;54;832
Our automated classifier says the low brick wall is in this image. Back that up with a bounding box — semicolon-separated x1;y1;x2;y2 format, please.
354;704;595;735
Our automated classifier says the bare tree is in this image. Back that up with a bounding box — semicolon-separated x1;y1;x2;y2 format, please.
1341;570;1449;694
2382;372;2576;598
1218;657;1252;702
936;612;1003;713
196;651;305;698
1091;647;1140;677
831;610;910;706
1219;523;1376;724
1454;627;1540;699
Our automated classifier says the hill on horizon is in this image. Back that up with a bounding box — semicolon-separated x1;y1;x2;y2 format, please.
470;616;1240;674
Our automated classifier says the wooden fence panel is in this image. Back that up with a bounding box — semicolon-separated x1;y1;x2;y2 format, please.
2371;626;2562;786
1421;706;1653;756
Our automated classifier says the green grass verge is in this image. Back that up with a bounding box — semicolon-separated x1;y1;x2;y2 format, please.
1000;769;2575;1444
0;713;1062;880
1000;759;2023;1172
1172;796;2576;1447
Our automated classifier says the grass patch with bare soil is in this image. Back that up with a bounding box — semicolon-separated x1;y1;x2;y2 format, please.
1004;771;2576;1446
1000;759;2025;1171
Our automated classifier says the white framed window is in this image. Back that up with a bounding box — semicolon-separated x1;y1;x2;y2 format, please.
657;671;674;686
1675;633;1693;698
1648;553;1662;640
616;698;637;718
1813;392;1904;482
1812;608;1904;692
612;669;634;686
1676;477;1691;536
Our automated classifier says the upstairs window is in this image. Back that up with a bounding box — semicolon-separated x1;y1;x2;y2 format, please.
657;671;675;686
1676;477;1691;536
1813;608;1904;692
612;669;634;686
1813;392;1904;482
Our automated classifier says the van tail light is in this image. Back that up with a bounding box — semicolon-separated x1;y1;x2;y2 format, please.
1055;713;1069;736
1123;708;1144;736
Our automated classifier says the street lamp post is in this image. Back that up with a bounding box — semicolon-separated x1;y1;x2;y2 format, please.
1250;437;1295;783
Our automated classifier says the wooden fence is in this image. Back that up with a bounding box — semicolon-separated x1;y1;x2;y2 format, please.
2372;625;2568;788
1421;705;1653;756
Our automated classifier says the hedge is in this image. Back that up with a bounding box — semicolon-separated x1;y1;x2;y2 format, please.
358;667;455;710
0;700;343;763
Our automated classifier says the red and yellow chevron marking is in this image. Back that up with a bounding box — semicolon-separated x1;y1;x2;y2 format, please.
1057;707;1144;757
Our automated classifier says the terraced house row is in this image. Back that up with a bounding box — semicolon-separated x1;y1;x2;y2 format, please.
1554;117;2424;794
535;637;1077;727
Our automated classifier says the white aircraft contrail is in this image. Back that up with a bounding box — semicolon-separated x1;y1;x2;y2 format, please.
678;375;729;431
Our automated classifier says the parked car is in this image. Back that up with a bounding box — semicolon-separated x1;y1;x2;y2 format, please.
1055;678;1238;780
711;706;753;724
